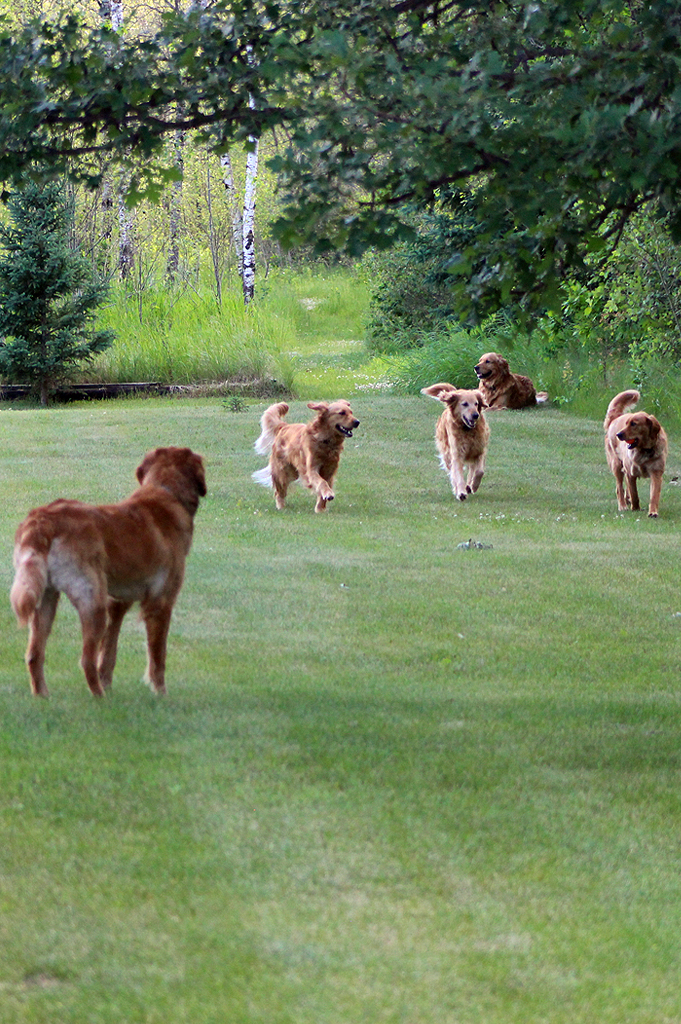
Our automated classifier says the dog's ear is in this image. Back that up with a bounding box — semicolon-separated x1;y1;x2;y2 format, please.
644;415;661;444
192;455;207;497
497;355;510;373
307;401;329;414
421;383;457;404
136;449;157;484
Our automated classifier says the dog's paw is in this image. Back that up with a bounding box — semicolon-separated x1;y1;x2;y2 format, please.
457;492;467;501
648;511;659;518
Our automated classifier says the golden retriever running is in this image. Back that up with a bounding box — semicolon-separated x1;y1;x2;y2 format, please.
10;446;206;698
474;352;548;409
253;400;360;512
604;390;668;518
421;384;490;500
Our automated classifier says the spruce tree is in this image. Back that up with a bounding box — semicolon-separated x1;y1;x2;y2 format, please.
0;180;113;406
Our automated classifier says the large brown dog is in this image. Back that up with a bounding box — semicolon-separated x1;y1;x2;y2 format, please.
421;384;490;500
604;390;668;518
474;352;548;409
253;400;359;512
10;446;206;697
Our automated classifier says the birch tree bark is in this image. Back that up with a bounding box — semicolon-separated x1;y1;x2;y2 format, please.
241;134;259;305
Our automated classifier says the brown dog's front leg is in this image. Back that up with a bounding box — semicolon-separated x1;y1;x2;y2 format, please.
141;602;173;694
648;472;663;517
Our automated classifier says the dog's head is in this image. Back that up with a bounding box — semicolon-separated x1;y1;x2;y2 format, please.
474;352;509;382
421;383;487;429
136;447;207;513
615;412;662;452
308;400;360;439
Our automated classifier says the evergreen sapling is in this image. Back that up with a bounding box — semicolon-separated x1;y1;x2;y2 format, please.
0;180;113;405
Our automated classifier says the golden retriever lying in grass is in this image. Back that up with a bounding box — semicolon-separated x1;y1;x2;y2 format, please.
604;390;668;518
253;400;360;512
10;446;206;698
421;384;489;500
474;351;548;409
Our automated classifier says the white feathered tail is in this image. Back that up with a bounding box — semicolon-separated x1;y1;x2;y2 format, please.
252;401;289;487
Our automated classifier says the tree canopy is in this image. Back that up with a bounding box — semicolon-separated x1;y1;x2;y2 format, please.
1;0;681;315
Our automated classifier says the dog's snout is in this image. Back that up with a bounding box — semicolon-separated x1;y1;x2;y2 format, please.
353;418;360;428
616;430;625;440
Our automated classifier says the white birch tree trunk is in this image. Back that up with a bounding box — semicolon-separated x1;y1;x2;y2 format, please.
241;136;259;305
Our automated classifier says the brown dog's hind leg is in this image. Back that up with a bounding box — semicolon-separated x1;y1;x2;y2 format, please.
25;587;60;697
77;603;109;697
98;599;133;690
626;473;640;511
271;466;291;510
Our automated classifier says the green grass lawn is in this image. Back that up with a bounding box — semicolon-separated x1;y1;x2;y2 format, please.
0;396;680;1023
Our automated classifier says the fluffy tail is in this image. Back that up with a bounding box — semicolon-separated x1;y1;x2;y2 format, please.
251;466;273;489
10;545;48;627
254;402;289;456
604;389;640;430
536;391;549;404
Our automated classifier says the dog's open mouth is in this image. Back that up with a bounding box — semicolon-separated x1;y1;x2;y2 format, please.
475;369;491;379
336;424;354;437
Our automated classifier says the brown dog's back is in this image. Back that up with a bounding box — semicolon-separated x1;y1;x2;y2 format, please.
11;446;206;697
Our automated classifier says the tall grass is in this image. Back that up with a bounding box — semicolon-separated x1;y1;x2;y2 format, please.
89;282;297;390
84;267;370;395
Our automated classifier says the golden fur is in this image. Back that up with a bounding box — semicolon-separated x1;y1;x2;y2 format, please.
604;390;668;518
421;384;490;500
10;446;206;697
474;351;548;409
253;400;360;512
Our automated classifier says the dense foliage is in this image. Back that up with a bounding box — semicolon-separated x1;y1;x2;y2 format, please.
2;1;681;317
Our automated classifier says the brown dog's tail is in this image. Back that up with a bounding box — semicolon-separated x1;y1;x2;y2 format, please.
254;402;289;456
604;389;640;430
10;540;49;627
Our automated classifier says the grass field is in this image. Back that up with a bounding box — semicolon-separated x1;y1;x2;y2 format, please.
1;394;680;1023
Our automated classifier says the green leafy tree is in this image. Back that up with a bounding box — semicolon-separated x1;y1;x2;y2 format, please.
2;1;681;315
0;179;114;405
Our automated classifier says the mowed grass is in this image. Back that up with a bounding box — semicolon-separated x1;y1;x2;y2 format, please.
0;396;680;1023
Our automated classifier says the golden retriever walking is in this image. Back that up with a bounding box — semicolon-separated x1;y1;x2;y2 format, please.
421;384;490;500
253;400;359;512
474;352;548;409
10;446;206;697
604;390;668;518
